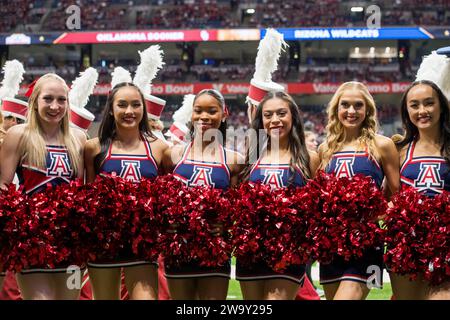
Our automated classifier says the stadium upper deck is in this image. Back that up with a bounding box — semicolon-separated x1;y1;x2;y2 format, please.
1;0;449;33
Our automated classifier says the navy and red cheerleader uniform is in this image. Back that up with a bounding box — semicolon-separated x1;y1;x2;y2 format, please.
165;142;232;279
385;140;450;275
319;149;385;287
87;136;159;268
235;157;307;285
15;145;83;274
400;139;450;197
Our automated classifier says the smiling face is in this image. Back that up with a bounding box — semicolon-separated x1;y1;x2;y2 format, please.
192;93;224;136
37;80;69;125
112;86;144;130
406;84;441;131
337;89;367;130
261;97;292;143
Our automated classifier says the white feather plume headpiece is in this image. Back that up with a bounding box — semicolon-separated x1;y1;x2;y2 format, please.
173;94;195;125
253;28;288;82
111;67;132;89
416;50;450;100
133;45;165;95
0;60;26;101
69;67;98;109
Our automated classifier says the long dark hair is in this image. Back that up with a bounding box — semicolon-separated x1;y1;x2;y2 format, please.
188;89;228;144
94;82;155;173
396;80;450;164
241;91;311;184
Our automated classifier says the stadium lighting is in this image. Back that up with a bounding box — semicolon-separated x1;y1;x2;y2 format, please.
246;8;255;14
351;7;364;12
445;30;450;36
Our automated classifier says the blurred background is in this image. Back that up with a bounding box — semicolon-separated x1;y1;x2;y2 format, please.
1;0;450;151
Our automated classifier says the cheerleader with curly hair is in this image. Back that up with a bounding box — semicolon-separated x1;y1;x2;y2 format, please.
318;81;400;300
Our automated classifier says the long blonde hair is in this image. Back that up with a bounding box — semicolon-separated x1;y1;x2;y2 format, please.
320;81;380;169
18;73;82;175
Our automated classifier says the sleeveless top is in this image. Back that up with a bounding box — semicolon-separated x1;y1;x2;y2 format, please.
17;145;75;195
325;149;384;188
173;142;231;190
400;140;450;197
249;157;306;189
100;137;158;182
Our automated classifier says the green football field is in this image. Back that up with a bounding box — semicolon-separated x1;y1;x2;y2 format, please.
225;259;393;300
226;280;392;300
227;280;392;300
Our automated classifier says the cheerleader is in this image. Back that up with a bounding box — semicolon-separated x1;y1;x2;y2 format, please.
0;73;86;299
390;79;450;300
84;81;168;300
161;89;243;300
318;81;400;300
235;91;319;300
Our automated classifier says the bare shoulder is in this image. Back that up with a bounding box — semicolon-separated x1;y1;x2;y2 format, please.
164;143;185;160
71;127;87;144
2;124;26;145
150;136;169;151
5;123;26;137
84;137;101;157
375;134;396;152
374;135;399;166
225;147;245;166
308;150;319;163
162;142;185;169
317;142;327;158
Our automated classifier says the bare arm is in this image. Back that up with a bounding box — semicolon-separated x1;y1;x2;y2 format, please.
84;138;100;184
149;137;169;168
316;143;327;171
162;144;184;175
227;150;245;187
73;128;87;180
0;125;25;190
308;150;320;179
377;135;400;200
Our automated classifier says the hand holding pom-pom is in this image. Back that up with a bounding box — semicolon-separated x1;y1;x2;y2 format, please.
304;171;387;264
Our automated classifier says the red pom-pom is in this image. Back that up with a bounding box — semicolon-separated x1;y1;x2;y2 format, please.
51;180;93;266
186;185;233;268
384;188;450;285
152;175;192;267
131;177;160;263
228;182;310;272
305;171;387;264
156;174;232;268
1;181;88;272
84;174;138;262
0;184;28;271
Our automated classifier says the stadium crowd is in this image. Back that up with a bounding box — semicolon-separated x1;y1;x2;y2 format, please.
1;0;449;32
